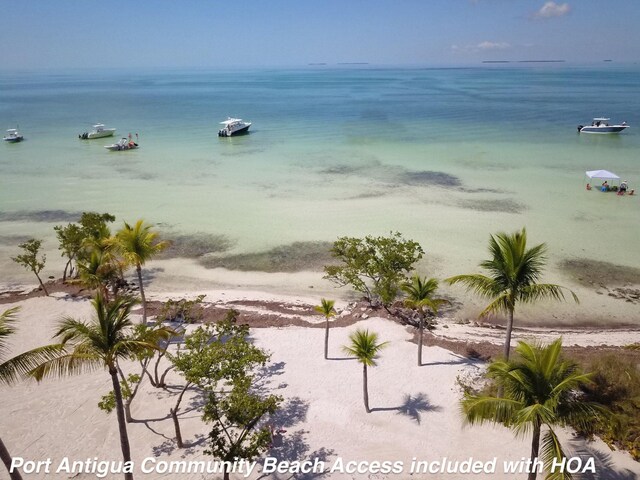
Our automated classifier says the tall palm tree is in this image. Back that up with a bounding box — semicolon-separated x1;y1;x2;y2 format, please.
0;307;62;480
314;298;336;360
29;294;172;480
446;228;578;360
402;275;448;366
343;329;388;413
462;339;602;480
113;220;168;323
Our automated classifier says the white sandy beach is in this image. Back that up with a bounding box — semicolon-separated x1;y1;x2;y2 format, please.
1;292;639;480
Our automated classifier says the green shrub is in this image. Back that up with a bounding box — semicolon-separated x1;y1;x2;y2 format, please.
575;354;640;460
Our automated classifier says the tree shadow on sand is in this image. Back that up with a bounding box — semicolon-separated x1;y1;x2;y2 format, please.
256;397;335;479
567;440;638;480
151;434;206;457
147;387;208;451
421;353;480;367
369;393;441;425
253;361;288;393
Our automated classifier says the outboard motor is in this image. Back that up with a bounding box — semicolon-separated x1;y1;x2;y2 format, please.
577;125;583;133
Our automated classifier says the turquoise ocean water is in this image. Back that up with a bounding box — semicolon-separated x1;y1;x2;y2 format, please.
1;65;639;322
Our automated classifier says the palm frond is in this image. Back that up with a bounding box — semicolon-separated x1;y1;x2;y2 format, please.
314;298;336;318
0;344;66;385
342;329;388;367
541;428;572;480
461;394;522;426
519;284;579;305
446;274;501;299
0;306;21;358
29;351;104;381
478;293;511;317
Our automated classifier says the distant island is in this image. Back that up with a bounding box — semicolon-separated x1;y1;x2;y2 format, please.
337;62;369;65
482;60;566;64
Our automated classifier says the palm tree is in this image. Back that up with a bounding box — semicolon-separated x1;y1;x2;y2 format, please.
314;298;336;360
113;220;168;323
402;275;448;366
29;294;172;480
462;339;602;480
76;249;121;301
343;329;388;413
446;228;578;360
0;307;62;480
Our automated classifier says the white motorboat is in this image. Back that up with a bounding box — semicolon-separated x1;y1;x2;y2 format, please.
578;118;629;134
3;128;24;143
79;124;116;139
105;137;138;151
218;118;251;137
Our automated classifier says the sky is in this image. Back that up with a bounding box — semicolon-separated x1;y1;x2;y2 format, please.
1;0;639;70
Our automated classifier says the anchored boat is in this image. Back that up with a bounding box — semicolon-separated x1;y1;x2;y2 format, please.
79;124;116;139
578;118;629;134
218;118;251;137
105;137;138;151
3;128;24;143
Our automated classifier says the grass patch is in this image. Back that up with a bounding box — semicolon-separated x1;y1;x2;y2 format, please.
199;241;334;272
0;210;82;222
574;353;640;460
559;258;640;288
0;235;33;246
457;198;527;214
160;232;235;259
400;170;462;187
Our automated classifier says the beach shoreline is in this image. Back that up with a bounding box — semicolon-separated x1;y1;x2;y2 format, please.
1;291;639;479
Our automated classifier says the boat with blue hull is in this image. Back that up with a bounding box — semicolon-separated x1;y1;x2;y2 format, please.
578;118;629;134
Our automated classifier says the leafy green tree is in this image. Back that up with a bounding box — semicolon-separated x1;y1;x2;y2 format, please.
98;372;142;423
12;239;49;296
446;228;578;360
203;377;281;480
170;310;269;448
402;275;448;366
113;220;169;323
324;232;424;308
98;321;175;423
78;212;116;249
462;339;603;480
54;212;116;283
0;307;63;480
314;298;336;360
343;329;389;413
30;294;173;480
54;223;84;281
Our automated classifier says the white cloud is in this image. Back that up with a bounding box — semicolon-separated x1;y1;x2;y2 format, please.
452;41;511;53
535;2;571;19
477;41;510;50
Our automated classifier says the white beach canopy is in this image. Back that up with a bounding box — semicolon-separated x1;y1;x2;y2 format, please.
585;169;620;185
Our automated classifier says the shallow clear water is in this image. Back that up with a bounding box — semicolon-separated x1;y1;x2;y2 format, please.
1;65;639;319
